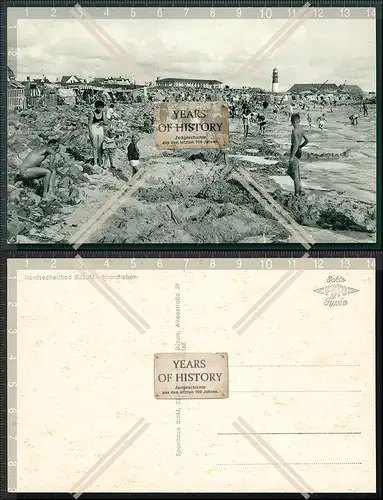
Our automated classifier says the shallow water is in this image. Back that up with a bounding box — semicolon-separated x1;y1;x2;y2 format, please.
228;154;279;165
228;106;376;242
230;106;376;205
270;175;330;193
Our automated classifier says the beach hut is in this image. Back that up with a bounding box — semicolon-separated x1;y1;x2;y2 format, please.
7;66;26;110
8;83;26;110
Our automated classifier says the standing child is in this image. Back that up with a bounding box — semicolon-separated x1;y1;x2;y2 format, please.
317;113;327;131
127;134;140;176
242;102;251;139
257;113;267;135
307;113;312;127
102;128;117;169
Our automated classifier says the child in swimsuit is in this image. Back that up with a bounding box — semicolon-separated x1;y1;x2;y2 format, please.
128;134;140;176
257;114;266;135
317;114;326;131
242;104;251;139
102;128;117;169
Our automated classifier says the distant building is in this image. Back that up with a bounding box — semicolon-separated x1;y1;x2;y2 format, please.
33;77;51;84
340;84;365;97
60;75;83;85
251;87;267;93
287;83;339;94
156;77;223;89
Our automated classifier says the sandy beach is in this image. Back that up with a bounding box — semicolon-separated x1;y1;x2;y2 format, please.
7;101;376;245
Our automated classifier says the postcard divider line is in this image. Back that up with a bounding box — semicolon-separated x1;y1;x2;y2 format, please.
6;256;378;270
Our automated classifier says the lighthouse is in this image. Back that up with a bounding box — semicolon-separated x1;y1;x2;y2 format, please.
272;67;279;93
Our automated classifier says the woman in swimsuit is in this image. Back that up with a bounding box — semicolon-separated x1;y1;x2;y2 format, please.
88;100;106;166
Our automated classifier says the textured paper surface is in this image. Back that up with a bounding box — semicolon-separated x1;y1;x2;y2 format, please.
154;352;229;399
13;265;376;493
154;101;229;149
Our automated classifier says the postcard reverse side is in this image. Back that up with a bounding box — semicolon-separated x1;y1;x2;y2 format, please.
9;259;376;493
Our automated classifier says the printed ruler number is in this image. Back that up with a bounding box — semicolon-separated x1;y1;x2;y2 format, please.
210;8;215;17
340;259;350;269
366;259;375;268
236;8;242;17
288;8;296;17
314;8;324;18
184;259;189;268
104;8;109;17
157;259;163;268
131;8;136;17
51;7;56;17
366;8;375;17
131;259;136;268
261;259;273;270
184;8;189;16
51;259;56;268
236;259;242;268
314;259;324;269
260;8;272;18
340;8;350;17
210;259;216;269
157;8;163;18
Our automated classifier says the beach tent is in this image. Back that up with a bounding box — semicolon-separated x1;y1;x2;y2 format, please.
57;87;76;105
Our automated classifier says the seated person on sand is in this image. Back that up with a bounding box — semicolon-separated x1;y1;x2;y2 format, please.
106;103;118;121
88;100;107;167
18;138;60;199
288;113;309;197
349;114;359;126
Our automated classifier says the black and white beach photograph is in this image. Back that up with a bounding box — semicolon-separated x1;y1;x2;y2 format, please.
7;7;377;245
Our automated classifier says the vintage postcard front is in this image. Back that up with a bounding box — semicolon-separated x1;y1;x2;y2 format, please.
7;8;377;245
8;258;376;493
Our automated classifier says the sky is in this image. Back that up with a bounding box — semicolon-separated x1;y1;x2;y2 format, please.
9;9;377;91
